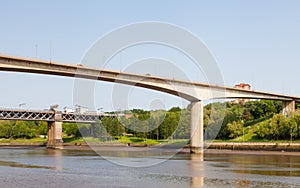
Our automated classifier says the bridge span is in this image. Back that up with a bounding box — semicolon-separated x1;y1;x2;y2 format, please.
0;55;299;153
0;108;116;149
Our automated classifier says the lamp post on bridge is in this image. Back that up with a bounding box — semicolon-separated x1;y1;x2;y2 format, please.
18;103;26;108
75;104;88;114
50;104;59;111
97;108;103;115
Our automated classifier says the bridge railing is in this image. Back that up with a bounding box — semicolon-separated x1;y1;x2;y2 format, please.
0;109;117;123
0;109;54;121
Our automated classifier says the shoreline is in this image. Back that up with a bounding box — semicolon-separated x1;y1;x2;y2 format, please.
206;142;300;152
204;149;300;156
1;142;300;156
1;145;300;156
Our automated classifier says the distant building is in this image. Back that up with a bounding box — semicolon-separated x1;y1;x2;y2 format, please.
234;83;251;105
119;113;139;119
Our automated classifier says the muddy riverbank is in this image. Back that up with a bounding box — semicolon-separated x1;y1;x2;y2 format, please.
1;141;300;153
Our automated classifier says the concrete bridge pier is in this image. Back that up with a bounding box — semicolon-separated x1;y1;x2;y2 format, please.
282;100;295;117
190;100;204;154
90;123;96;137
47;111;63;149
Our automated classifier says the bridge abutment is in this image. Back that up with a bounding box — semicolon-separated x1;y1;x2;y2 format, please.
190;101;204;154
282;101;295;117
47;111;63;149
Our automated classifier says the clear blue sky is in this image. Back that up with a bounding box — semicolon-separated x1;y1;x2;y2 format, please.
0;0;300;111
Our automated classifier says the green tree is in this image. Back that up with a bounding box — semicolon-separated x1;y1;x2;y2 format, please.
63;123;78;136
254;120;271;139
76;124;90;137
227;121;243;139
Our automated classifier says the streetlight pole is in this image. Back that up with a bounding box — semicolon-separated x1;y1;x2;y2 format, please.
243;127;245;142
241;120;244;142
18;103;26;108
290;126;293;143
97;108;103;115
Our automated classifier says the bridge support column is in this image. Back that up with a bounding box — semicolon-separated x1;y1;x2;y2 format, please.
282;101;295;118
190;100;204;154
90;123;96;137
47;111;63;149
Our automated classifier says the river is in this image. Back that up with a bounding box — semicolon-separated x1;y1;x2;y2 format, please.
0;147;299;188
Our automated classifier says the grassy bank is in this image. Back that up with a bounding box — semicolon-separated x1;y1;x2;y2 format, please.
0;137;46;144
1;136;300;152
0;136;188;146
62;136;188;146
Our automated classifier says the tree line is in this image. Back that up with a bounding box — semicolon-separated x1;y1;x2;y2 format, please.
0;100;299;141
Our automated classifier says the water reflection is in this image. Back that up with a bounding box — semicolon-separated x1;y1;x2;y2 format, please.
46;149;63;170
203;151;300;187
0;148;300;187
225;153;300;177
88;146;184;167
0;160;56;170
189;154;204;187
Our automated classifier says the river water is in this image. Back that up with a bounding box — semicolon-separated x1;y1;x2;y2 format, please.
0;147;299;188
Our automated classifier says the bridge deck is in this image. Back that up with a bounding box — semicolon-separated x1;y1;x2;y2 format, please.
0;55;300;102
0;109;116;123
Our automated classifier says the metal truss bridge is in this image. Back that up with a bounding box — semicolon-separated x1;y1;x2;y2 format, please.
0;109;116;123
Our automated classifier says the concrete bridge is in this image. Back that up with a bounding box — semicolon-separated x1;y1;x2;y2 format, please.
0;55;299;153
0;108;116;149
